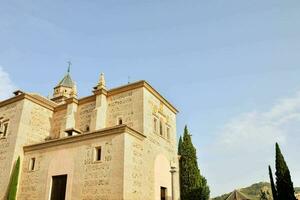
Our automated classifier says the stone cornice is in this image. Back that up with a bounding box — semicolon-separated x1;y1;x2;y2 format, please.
0;80;178;114
54;104;67;112
78;95;95;105
23;125;146;152
0;93;56;111
65;97;78;104
93;88;108;96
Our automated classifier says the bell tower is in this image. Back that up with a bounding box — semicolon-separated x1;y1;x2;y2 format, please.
51;64;77;104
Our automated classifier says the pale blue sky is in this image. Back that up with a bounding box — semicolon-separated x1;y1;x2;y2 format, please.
1;0;300;196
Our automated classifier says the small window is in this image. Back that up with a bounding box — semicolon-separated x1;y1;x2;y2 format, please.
2;123;8;137
159;121;163;136
67;132;72;137
118;118;123;125
166;127;170;140
153;118;157;133
29;157;36;171
85;125;90;132
95;147;102;161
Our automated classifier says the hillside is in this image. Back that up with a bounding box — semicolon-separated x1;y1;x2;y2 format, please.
212;182;300;200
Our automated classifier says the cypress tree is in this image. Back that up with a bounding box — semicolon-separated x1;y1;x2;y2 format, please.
179;125;210;200
178;136;183;156
275;143;297;200
269;165;278;200
7;157;20;200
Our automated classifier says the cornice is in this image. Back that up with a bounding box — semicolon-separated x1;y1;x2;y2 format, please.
0;93;56;111
0;80;178;114
23;125;146;152
0;93;25;108
65;97;78;104
143;81;179;114
78;95;96;105
93;88;108;96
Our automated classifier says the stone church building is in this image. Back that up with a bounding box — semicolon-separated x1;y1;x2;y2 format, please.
0;69;180;200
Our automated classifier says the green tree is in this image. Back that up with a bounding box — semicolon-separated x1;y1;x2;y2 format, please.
7;157;20;200
275;143;297;200
179;125;210;200
178;136;183;156
269;165;278;200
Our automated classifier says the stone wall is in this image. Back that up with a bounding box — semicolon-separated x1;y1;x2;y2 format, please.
76;101;95;133
142;88;180;200
18;132;125;200
106;88;143;133
51;108;66;138
0;100;24;199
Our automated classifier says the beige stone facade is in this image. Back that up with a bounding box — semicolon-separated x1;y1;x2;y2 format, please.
0;72;180;200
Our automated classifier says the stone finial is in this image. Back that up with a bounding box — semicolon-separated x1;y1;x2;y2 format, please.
97;73;106;89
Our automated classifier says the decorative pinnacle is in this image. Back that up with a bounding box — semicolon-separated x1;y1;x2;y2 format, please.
97;73;106;89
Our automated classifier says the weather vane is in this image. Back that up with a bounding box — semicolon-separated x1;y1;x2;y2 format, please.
67;61;72;73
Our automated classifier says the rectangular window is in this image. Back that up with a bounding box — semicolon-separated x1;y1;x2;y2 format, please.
95;146;102;161
153;118;157;133
29;157;36;171
166;127;170;140
160;121;163;136
3;123;8;137
118;118;123;125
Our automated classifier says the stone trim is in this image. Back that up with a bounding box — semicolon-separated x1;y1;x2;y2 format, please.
0;93;55;111
53;103;67;111
23;125;146;152
65;97;78;104
78;95;96;105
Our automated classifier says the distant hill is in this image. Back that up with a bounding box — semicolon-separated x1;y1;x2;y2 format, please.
212;182;300;200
